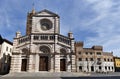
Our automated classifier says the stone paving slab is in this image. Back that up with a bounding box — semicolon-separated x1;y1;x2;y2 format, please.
1;76;120;79
90;72;120;77
1;72;120;79
0;72;90;79
0;77;62;79
1;72;90;77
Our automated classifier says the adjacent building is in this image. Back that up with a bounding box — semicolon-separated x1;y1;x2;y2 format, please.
0;35;13;73
102;52;114;72
114;56;120;72
10;9;76;72
75;42;114;73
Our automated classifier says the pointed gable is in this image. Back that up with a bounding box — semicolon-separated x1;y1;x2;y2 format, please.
34;9;59;17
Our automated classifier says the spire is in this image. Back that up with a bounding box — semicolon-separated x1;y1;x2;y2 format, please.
16;31;21;38
68;24;72;33
31;2;35;14
68;31;73;38
68;25;73;38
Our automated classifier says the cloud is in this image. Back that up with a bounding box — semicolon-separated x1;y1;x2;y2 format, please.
79;0;120;56
0;0;29;41
0;0;120;56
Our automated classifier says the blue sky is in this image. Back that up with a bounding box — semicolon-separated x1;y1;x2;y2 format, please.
0;0;120;56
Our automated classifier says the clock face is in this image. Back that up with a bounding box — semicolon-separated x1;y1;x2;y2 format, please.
40;19;52;31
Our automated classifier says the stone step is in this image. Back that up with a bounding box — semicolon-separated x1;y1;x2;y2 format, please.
0;72;90;79
0;77;62;79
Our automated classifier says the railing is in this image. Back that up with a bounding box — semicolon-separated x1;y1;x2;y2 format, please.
58;35;71;45
17;34;71;45
18;35;30;44
33;34;55;41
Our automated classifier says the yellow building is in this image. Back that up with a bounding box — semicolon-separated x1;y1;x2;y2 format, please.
114;57;120;72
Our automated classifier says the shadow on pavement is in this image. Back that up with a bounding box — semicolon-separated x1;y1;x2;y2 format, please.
61;76;120;79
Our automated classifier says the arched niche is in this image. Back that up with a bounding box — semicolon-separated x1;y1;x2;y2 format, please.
60;48;67;54
39;46;50;54
22;48;29;54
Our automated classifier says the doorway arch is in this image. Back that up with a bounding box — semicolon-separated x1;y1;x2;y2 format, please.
39;46;51;71
60;48;67;71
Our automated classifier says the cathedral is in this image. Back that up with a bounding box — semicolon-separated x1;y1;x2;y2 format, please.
10;9;76;72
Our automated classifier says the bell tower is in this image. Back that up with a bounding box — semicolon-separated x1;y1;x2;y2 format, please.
26;3;35;35
26;10;35;35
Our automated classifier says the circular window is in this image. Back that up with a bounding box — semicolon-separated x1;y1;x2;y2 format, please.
40;19;52;31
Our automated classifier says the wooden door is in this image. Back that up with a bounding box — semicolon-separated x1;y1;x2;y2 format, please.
91;66;94;71
60;59;66;71
21;59;27;71
39;56;48;71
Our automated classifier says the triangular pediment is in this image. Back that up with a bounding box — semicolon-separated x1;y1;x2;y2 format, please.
35;9;59;17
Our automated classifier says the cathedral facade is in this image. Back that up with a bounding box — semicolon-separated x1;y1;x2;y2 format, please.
10;9;76;72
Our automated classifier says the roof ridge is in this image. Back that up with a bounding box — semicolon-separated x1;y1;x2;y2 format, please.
35;9;59;17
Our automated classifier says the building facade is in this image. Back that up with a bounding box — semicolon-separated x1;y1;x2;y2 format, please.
102;52;114;72
75;42;114;73
0;35;13;73
10;9;76;72
114;57;120;72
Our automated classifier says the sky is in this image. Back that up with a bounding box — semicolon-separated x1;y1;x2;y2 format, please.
0;0;120;56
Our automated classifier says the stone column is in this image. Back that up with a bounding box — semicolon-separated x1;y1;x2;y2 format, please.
35;54;39;72
54;34;60;72
77;62;79;72
67;55;71;72
50;55;54;72
27;54;35;72
84;62;87;72
71;55;76;72
10;54;21;72
102;64;105;72
55;17;60;33
88;61;91;72
55;55;60;72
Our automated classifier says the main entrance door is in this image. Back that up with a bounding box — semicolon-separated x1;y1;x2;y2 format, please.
21;59;27;71
39;56;48;71
60;59;66;71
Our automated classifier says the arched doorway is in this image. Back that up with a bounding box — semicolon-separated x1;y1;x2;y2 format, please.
39;46;50;71
21;48;28;71
21;59;27;71
60;48;67;71
39;56;48;71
